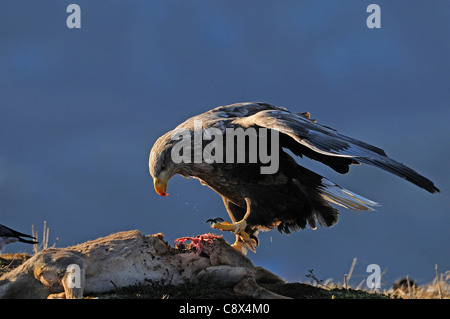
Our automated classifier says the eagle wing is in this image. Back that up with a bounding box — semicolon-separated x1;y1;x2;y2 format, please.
0;224;38;244
232;103;439;194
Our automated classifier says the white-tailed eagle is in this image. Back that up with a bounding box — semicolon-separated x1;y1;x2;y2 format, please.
149;102;439;253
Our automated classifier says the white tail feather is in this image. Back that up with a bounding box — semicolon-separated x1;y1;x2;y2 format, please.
318;179;379;212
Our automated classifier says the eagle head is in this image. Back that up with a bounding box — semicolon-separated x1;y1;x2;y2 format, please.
149;132;177;197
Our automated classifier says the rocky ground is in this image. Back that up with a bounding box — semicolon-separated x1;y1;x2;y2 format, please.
1;252;389;299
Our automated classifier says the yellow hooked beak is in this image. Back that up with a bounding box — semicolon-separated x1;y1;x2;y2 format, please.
153;170;169;197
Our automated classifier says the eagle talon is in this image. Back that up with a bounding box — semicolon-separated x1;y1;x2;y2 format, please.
205;217;224;225
250;234;259;247
238;232;258;253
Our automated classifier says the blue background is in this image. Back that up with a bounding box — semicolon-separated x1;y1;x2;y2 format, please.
1;1;448;289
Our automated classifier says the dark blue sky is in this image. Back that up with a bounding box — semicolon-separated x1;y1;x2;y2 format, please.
1;1;449;288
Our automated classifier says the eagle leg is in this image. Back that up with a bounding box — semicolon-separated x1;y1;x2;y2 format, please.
208;219;258;253
231;233;259;255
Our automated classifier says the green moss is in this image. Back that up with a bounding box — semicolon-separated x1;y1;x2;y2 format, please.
329;287;389;299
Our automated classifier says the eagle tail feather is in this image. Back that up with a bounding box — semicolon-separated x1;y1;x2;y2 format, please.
317;178;379;212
